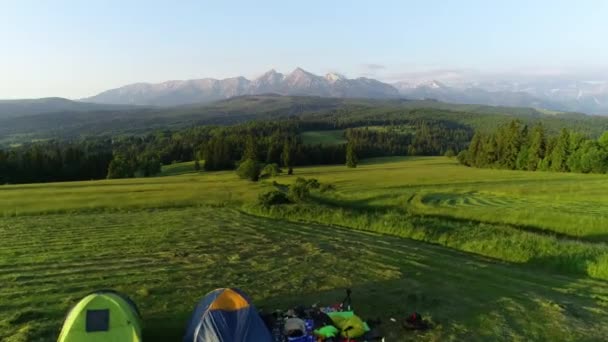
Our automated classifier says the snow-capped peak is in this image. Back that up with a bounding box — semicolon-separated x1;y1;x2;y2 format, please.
254;69;285;84
325;72;346;82
289;67;316;78
421;80;447;89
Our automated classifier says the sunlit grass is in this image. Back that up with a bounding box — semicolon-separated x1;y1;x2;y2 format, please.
3;157;608;340
2;208;608;341
0;171;267;216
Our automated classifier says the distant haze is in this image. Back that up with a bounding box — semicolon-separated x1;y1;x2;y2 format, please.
78;67;608;114
1;1;607;99
83;68;399;106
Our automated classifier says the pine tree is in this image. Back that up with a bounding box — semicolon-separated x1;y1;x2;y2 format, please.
346;142;358;168
527;124;546;171
407;145;417;156
242;135;258;161
204;134;232;171
515;146;529;170
281;140;293;171
501;120;523;169
483;135;498;166
203;139;216;171
550;128;570;172
266;141;280;164
467;132;483;167
0;150;7;184
599;131;608;148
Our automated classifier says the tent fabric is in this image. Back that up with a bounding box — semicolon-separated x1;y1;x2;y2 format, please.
183;288;273;342
208;289;250;311
58;290;142;342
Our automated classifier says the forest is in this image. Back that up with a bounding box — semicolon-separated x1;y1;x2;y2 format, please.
459;119;608;174
0;116;472;184
4;97;608;184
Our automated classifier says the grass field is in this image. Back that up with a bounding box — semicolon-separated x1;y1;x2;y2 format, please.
293;157;608;240
364;125;415;134
301;130;346;145
2;157;608;341
160;161;198;176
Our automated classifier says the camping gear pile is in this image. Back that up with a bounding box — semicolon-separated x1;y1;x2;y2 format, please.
57;287;391;341
262;289;384;342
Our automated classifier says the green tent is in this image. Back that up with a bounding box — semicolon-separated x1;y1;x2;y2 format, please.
58;290;142;342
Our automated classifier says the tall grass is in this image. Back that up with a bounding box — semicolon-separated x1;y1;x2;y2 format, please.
245;201;608;280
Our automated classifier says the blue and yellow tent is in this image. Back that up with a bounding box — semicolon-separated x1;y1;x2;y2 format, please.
183;288;272;342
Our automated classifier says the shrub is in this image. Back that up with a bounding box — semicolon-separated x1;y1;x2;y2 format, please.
107;154;136;179
287;178;328;201
444;149;456;158
261;163;282;178
294;177;320;189
457;150;469;165
236;159;261;181
305;178;320;189
320;183;336;193
288;181;310;202
258;190;291;207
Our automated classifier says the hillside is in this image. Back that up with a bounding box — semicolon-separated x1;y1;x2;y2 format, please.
0;97;142;119
2;157;608;341
2;95;608;146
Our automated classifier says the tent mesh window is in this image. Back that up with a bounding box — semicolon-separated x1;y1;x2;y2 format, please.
86;309;110;332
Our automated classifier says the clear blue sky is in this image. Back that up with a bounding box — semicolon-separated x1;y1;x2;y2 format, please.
1;0;607;99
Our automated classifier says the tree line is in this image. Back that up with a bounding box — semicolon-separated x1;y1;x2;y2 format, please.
343;121;470;158
459;119;608;174
0;140;113;184
0;117;474;184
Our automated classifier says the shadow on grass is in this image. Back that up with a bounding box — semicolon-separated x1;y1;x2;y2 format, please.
141;218;608;341
6;207;608;341
313;192;608;244
358;156;430;165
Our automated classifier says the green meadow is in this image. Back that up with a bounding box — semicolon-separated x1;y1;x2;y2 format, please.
2;157;608;341
301;130;346;145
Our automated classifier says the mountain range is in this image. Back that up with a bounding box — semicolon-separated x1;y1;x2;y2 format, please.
81;68;608;115
1;68;607;117
83;68;400;106
393;79;608;114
